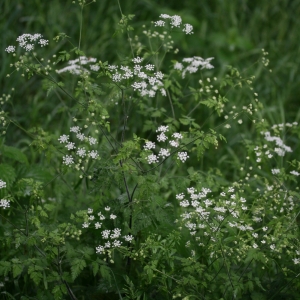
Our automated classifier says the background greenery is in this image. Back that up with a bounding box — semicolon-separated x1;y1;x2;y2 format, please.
1;0;300;299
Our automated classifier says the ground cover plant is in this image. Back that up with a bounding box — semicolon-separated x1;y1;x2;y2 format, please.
1;0;300;299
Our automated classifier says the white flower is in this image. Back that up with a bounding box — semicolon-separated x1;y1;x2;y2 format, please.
112;240;122;247
102;230;111;239
154;20;165;27
169;140;179;147
170;15;182;27
174;62;183;70
157;132;168;142
66;142;76;150
124;235;134;242
176;193;185;200
76;147;87;157
290;170;300;176
0;180;6;189
271;169;280;174
147;154;159;164
5;46;15;53
144;141;156;150
172;133;183;139
82;222;90;228
104;206;111;211
58;134;69;143
63;155;74;166
132;56;143;64
87;208;93;214
110;214;117;220
253;243;258;249
156;125;169;132
0;199;10;209
182;24;193;34
70;126;81;133
89;150;98;159
292;258;300;265
88;137;97;145
177;152;189;162
111;228;121;238
158;148;170;158
76;132;85;141
96;245;105;254
95;222;102;229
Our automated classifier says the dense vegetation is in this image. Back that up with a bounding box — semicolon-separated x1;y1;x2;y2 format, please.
1;0;300;299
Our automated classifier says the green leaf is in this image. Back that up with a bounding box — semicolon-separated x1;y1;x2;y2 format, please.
0;145;28;165
12;259;23;278
0;163;16;186
71;258;86;280
0;261;11;276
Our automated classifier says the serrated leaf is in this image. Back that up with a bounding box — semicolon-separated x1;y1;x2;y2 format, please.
0;145;28;165
71;258;86;280
0;261;11;276
92;261;99;277
0;164;16;186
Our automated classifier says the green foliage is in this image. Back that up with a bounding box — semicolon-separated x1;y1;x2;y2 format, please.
1;1;300;299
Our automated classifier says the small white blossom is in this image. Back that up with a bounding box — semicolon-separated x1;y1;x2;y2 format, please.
63;155;74;166
147;154;159;164
88;137;97;145
5;46;16;53
0;180;6;189
144;141;156;150
177;152;189;162
290;170;300;176
96;245;105;254
58;134;69;143
104;206;111;211
124;235;134;242
0;199;10;209
66;142;76;150
110;214;117;220
95;222;102;229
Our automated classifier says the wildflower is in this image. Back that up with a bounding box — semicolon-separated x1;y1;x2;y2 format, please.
172;133;183;139
292;258;300;265
177;152;189;162
169;140;179;147
58;134;69;143
144;141;155;150
147;154;159;164
89;150;98;159
102;230;111;239
0;180;6;189
76;147;87;157
96;245;105;254
70;126;81;133
124;235;134;242
154;20;165;27
88;137;97;145
63;155;74;166
0;199;10;209
156;125;169;132
112;240;122;247
290;170;300;176
183;24;193;34
5;46;15;53
95;222;101;229
82;222;90;228
104;206;111;211
87;208;93;214
271;169;280;175
65;142;76;150
132;56;143;64
158;148;170;158
110;214;117;220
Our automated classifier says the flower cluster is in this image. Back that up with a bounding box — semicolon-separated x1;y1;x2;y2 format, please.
108;57;166;98
0;179;6;189
0;199;10;210
0;179;9;210
154;14;194;35
58;126;99;176
174;57;214;78
79;207;134;255
143;125;189;164
56;56;100;75
5;33;49;53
